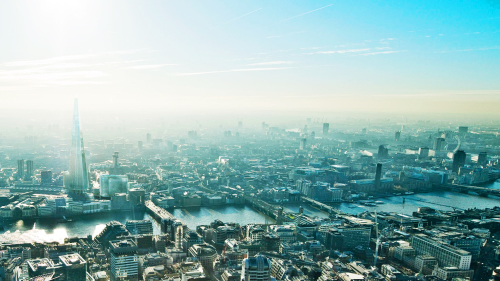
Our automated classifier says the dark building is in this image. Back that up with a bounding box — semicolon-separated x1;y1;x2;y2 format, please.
41;171;52;184
378;145;388;159
17;159;24;179
459;126;468;135
375;163;382;189
26;160;34;179
478;152;487;166
434;137;445;151
395;131;401;141
323;123;329;135
452;150;467;173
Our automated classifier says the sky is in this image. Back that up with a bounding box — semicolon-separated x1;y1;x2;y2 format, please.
0;0;499;118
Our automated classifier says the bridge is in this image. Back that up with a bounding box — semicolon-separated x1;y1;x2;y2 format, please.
145;200;176;221
436;184;500;198
301;197;346;216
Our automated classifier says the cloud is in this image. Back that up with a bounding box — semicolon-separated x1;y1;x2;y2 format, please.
280;4;333;22
175;67;291;76
1;49;149;67
126;64;177;70
215;8;262;27
435;46;500;53
313;48;370;54
356;50;407;56
247;61;294;66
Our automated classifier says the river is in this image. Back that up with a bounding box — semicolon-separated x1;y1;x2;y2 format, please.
1;190;499;244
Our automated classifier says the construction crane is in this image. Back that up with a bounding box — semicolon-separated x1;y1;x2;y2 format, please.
373;211;381;267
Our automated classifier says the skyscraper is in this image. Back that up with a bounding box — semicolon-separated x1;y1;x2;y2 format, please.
434;137;445;151
17;159;24;179
26;160;34;179
323;123;329;135
452;150;466;173
68;99;89;193
395;131;401;141
478;152;487;166
375;163;382;189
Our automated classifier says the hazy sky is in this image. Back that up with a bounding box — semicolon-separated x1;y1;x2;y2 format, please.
0;0;499;116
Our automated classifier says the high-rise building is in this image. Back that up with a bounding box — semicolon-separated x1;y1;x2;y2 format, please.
68;99;89;193
478;152;487;166
378;145;388;158
26;160;34;179
110;239;139;281
41;171;52;184
138;141;143;150
299;138;307;150
452;150;467;173
375;163;382;189
113;152;119;170
419;147;429;160
100;175;128;197
238;121;243;128
323;123;329;135
146;133;151;143
395;131;401;141
17;160;24;179
459;126;468;135
242;255;271;281
434;137;445;151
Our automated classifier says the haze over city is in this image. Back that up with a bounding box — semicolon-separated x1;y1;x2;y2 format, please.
1;1;500;281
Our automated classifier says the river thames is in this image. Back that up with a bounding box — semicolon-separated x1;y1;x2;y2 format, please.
2;188;500;244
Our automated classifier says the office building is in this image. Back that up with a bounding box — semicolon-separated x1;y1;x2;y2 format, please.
146;133;151;143
452;150;467;173
126;220;153;235
323;123;329;135
411;234;472;270
113;152;119;170
434;137;445;151
458;126;468;135
478;152;487;166
110;239;139;281
188;243;218;270
17;159;24;179
299;138;306;150
100;175;128;197
26;160;34;179
242;255;271;281
41;171;52;184
59;253;88;281
419;147;429;160
395;131;401;141
68;99;89;193
378;145;388;158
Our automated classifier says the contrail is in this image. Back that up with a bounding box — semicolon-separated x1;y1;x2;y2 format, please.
216;8;262;27
280;4;333;23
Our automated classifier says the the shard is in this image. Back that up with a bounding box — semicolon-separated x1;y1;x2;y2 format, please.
69;99;89;193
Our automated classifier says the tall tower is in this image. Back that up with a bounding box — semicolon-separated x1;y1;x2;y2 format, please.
26;160;34;179
452;150;466;174
17;159;24;179
69;99;89;193
375;163;382;189
113;152;119;170
323;123;329;135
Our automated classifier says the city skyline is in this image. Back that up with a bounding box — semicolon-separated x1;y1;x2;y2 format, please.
0;1;499;116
